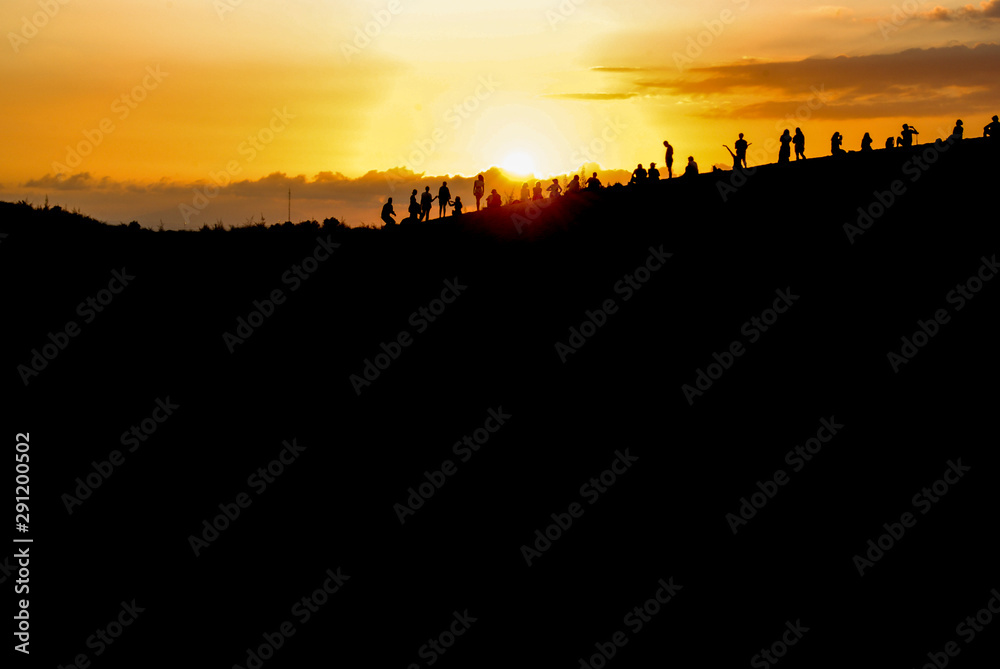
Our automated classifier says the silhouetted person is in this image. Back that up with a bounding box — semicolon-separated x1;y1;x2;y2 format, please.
547;178;562;198
437;182;450;219
380;197;396;227
831;132;844;156
951;120;963;142
473;174;485;210
734;133;750;168
586;172;601;191
722;145;740;170
420;186;435;222
861;133;873;152
896;136;904;147
778;130;791;164
885;136;895;149
985;115;1000;139
451;196;463;216
532;181;543;200
407;189;420;223
630;163;647;184
486;189;502;208
567;174;581;194
648;163;660;181
663;140;674;178
684;156;698;177
900;123;919;147
521;182;529;202
793;128;805;160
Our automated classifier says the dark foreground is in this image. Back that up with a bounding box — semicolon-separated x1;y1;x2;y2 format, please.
4;138;999;667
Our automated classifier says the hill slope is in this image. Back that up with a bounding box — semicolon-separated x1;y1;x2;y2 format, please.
4;138;999;667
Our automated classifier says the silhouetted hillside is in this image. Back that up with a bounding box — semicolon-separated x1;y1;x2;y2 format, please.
4;137;999;668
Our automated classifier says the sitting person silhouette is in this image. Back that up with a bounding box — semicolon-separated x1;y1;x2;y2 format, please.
566;174;581;194
438;181;451;219
586;172;602;190
831;132;845;155
983;115;999;139
451;196;463;216
951;120;963;142
861;132;873;152
793;128;805;160
900;123;919;147
547;178;562;198
648;163;660;181
380;197;396;227
684;156;698;177
521;182;530;202
630;163;647;184
885;136;895;149
532;181;543;200
778;130;791;164
486;189;502;208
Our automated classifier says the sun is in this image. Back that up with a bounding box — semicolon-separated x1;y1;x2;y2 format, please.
501;152;536;176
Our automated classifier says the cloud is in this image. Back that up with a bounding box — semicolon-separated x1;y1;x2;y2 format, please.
917;0;1000;20
9;164;636;230
24;173;95;190
598;43;1000;119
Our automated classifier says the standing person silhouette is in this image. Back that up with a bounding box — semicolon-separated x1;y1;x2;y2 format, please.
831;132;844;155
520;182;530;202
419;186;435;222
683;156;698;177
438;181;451;219
586;172;602;191
734;133;750;168
900;124;919;147
473;174;485;211
663;140;674;178
648;163;660;181
532;181;543;200
380;197;396;227
778;130;792;164
793;128;806;160
407;189;420;223
951;120;963;142
722;145;740;170
546;178;562;198
861;133;873;152
985;115;1000;139
630;163;647;184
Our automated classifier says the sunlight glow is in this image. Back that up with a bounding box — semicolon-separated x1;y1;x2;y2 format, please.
501;152;536;176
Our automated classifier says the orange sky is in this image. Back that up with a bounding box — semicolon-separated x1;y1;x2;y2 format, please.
1;0;998;227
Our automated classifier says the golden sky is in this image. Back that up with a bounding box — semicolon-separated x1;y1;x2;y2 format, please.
2;0;998;227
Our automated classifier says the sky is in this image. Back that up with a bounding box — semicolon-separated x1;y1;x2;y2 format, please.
1;0;998;228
